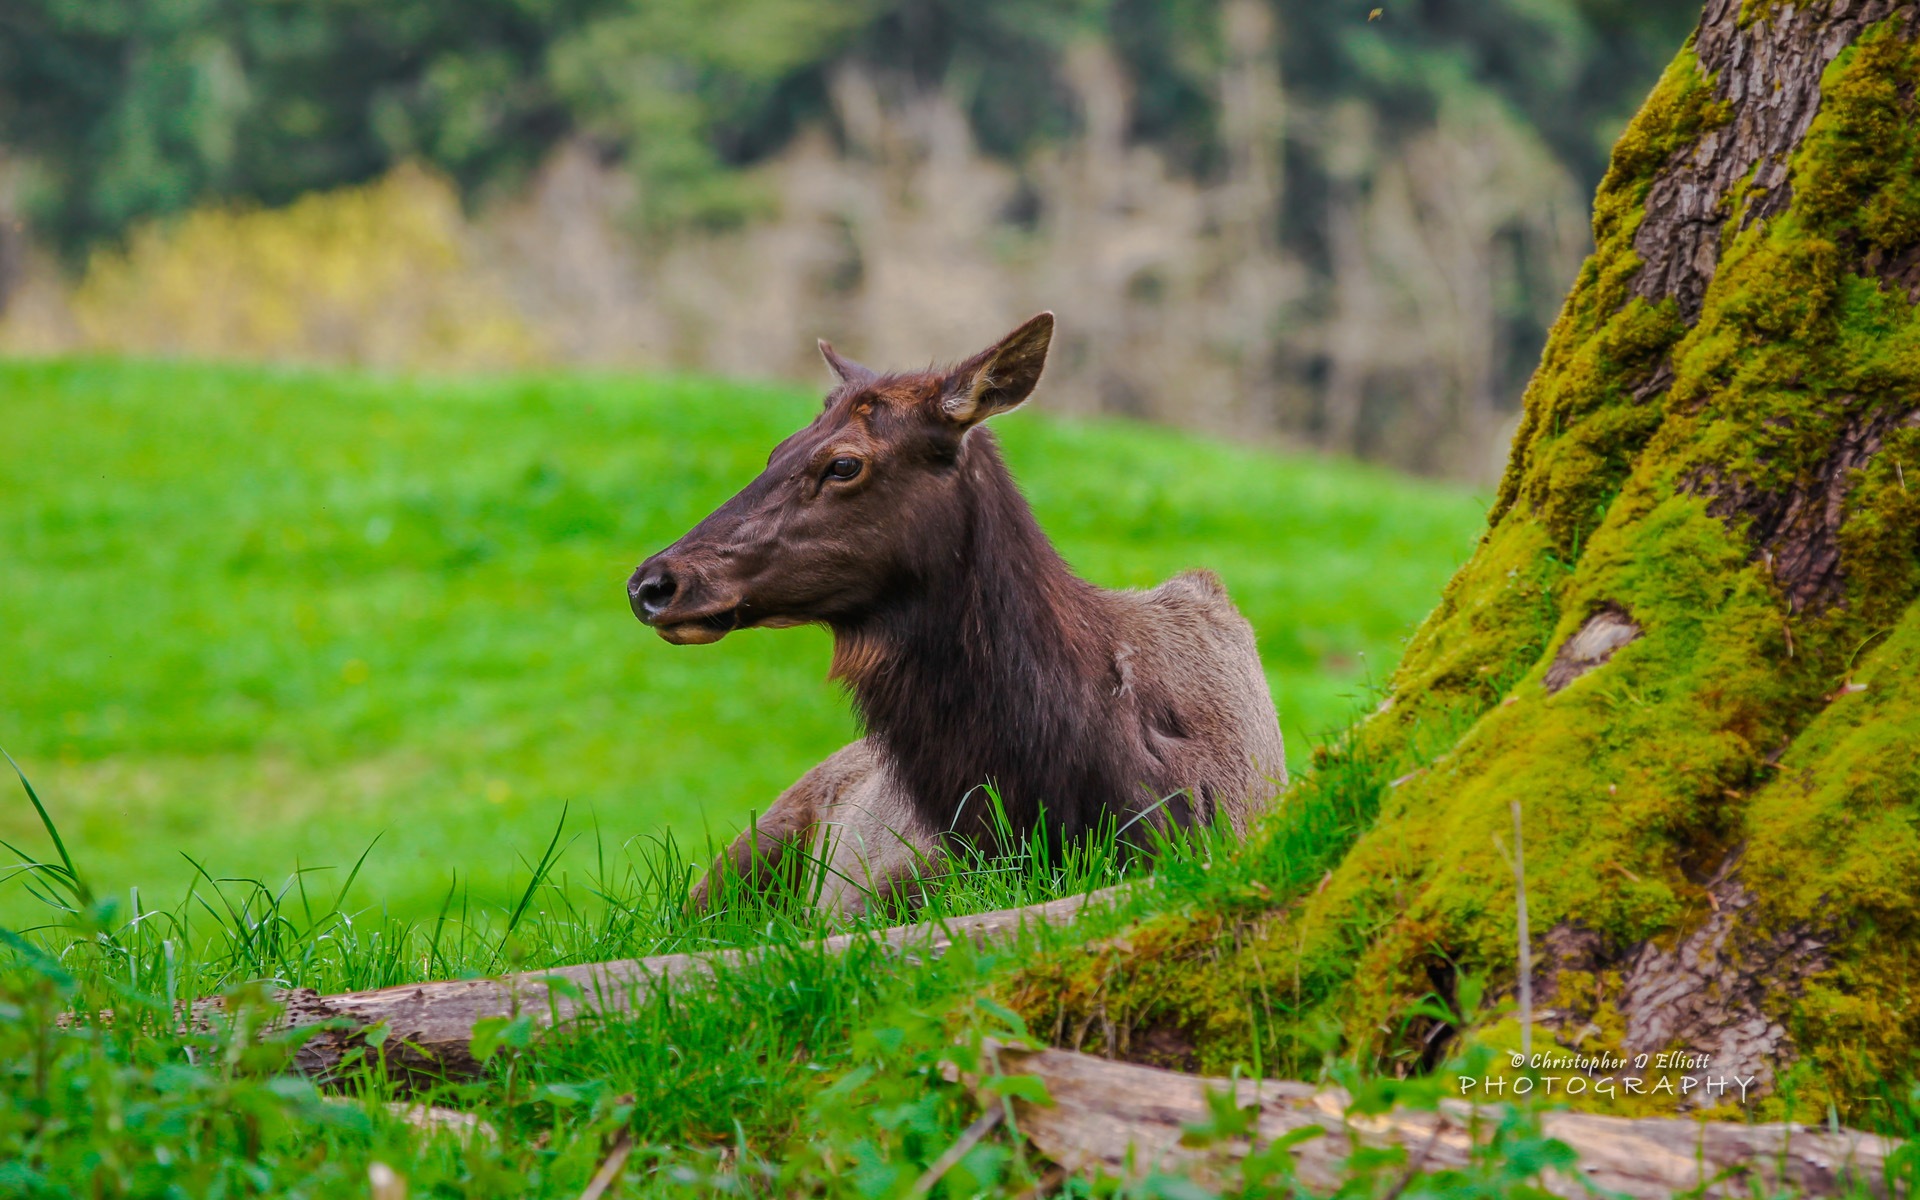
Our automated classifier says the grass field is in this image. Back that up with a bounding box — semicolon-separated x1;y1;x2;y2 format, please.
0;707;1444;1198
0;358;1486;925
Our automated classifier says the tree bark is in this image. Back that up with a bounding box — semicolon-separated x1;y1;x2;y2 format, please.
1008;0;1920;1119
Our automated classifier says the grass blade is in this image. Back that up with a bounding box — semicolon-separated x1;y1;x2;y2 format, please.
2;747;90;906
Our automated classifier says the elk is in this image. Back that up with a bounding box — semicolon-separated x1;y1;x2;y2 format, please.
628;313;1286;911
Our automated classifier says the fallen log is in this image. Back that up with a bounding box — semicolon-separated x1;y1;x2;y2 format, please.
201;887;1126;1079
191;884;1902;1197
981;1043;1904;1199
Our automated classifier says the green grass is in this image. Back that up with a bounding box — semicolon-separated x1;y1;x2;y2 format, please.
0;357;1485;925
0;724;1517;1199
0;725;1227;1197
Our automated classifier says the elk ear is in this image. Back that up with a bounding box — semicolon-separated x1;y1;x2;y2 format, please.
939;312;1054;425
819;339;875;387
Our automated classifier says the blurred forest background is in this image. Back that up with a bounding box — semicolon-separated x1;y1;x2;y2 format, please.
0;0;1696;480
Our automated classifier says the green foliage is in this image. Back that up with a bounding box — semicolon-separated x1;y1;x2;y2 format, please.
1278;0;1696;180
544;0;882;230
1;0;1696;252
0;358;1481;925
0;0;581;255
0;967;381;1196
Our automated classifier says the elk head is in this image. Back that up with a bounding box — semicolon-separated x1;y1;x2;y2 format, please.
628;312;1055;644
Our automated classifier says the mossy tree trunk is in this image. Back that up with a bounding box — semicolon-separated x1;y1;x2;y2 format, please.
1013;0;1920;1117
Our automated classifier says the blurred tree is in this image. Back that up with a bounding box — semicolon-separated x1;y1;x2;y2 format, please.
0;0;587;256
1;0;1697;252
0;0;1704;475
547;0;879;229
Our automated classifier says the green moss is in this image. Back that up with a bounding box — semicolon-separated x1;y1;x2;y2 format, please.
1268;483;1807;1064
1367;519;1563;751
1512;300;1685;552
1385;14;1920;1109
1364;53;1724;766
1838;424;1920;628
1742;602;1920;1110
1797;24;1920;257
1490;47;1724;534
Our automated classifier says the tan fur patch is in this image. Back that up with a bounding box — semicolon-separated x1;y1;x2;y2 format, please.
829;629;890;685
876;381;932;414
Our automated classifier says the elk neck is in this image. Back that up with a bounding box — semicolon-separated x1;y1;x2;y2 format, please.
829;428;1132;845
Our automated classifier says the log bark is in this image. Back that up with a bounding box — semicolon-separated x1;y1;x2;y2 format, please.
1007;0;1920;1118
202;888;1124;1080
982;1043;1903;1199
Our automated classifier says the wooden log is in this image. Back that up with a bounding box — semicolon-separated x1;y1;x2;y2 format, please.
201;888;1125;1080
981;1043;1903;1199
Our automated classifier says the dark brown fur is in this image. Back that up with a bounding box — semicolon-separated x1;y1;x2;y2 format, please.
632;313;1285;909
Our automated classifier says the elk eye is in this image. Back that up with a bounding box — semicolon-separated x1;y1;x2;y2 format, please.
826;457;863;481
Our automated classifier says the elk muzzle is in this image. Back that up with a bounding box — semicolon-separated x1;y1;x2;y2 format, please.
628;554;740;645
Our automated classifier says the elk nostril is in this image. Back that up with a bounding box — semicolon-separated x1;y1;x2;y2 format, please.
633;569;678;617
